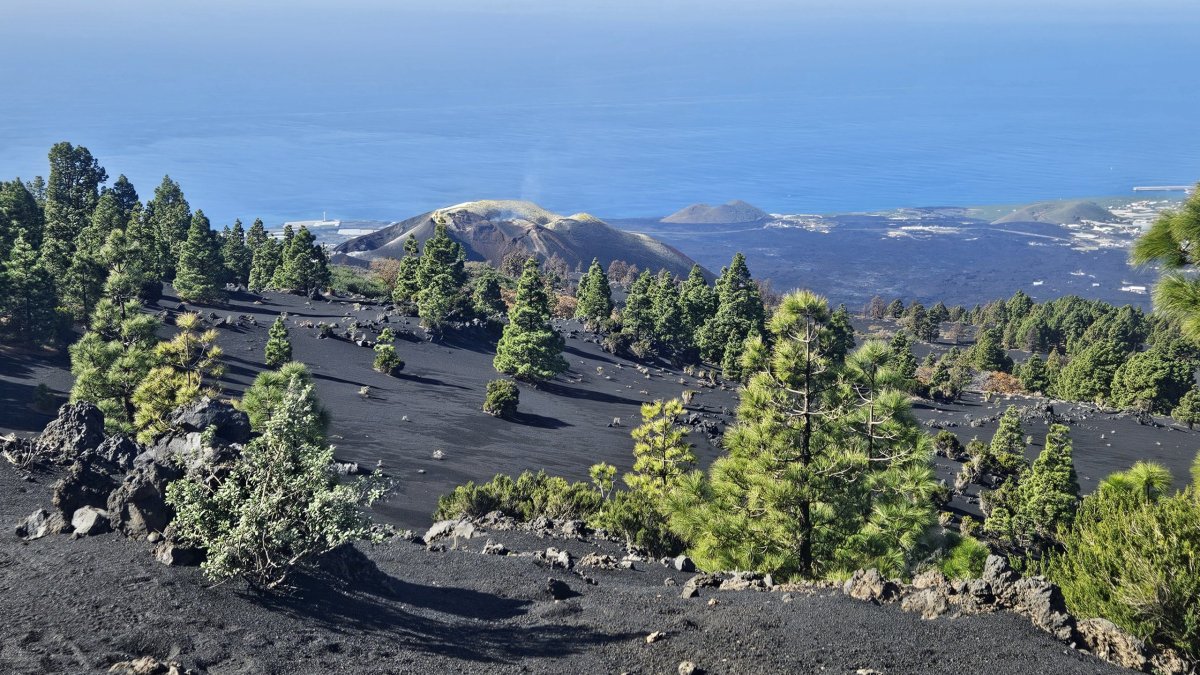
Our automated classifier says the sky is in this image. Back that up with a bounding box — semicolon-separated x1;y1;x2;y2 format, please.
1;0;1198;223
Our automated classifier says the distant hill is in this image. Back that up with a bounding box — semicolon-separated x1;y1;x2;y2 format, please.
992;200;1119;225
334;200;704;278
661;200;769;224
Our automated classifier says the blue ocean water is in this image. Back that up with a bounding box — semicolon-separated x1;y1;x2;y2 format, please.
1;1;1198;226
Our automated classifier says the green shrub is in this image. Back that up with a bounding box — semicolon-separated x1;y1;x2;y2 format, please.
589;489;684;557
434;470;600;522
238;362;329;434
167;376;387;589
938;533;990;579
373;343;404;375
482;379;519;418
1046;482;1200;658
330;265;388;299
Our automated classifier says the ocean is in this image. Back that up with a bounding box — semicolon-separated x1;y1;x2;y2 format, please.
1;1;1198;226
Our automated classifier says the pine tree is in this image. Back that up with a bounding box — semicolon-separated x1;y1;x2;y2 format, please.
264;317;292;367
1054;338;1124;403
123;203;162;298
493;258;568;382
0;178;45;250
273;226;329;294
1019;353;1049;393
888;331;918;387
245;218;268;257
1172;388;1200;430
418;272;459;334
574;258;614;330
986;406;1028;476
679;264;716;335
132;312;224;443
1110;345;1194;413
1133;193;1200;341
174;211;226;303
103;174;139;222
472;272;506;320
886;298;905;318
652;271;692;360
1012;424;1079;547
670;291;937;579
248;237;282;292
145;175;191;279
619;271;657;354
239;362;328;433
625;399;694;502
417;218;465;292
100;227;149;307
827;303;857;363
221;219;253;287
69;300;161;433
696;253;765;364
972;327;1013;372
41;142;108;277
63;192;123;320
4;232;59;344
392;234;422;304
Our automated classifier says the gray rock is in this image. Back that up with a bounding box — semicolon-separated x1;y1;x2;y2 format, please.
680;586;700;599
1006;576;1075;642
912;569;947;590
16;508;66;540
167;397;251;444
71;506;111;536
107;460;182;538
982;554;1019;593
155;542;203;567
843;568;901;604
545;577;573;600
1077;618;1149;672
481;540;508;556
423;519;476;548
901;586;953;620
36;402;105;463
678;661;703;675
673;554;696;572
88;434;141;473
51;460;116;521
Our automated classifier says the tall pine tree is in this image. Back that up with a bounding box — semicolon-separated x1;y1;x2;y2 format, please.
174;211;226;303
670;291;937;579
574;258;614;330
493;258;568;381
220;219;253;287
145;176;191;279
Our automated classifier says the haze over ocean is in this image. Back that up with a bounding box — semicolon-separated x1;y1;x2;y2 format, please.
2;0;1198;226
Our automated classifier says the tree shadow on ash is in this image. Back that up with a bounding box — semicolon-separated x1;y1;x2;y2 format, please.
255;546;635;663
538;381;642;406
395;373;471;390
563;343;619;365
510;411;571;429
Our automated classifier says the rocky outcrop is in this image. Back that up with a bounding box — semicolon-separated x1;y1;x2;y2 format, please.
167;397;251;445
52;460;116;522
843;568;901;604
107;460;183;538
15;508;66;540
837;555;1194;674
71;506;111;536
36;402;105;463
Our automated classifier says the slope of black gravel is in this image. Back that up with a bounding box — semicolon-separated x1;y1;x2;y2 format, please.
3;288;1196;530
0;463;1127;675
0;287;738;528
